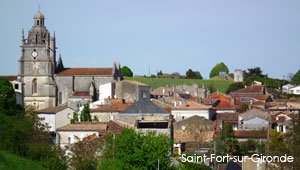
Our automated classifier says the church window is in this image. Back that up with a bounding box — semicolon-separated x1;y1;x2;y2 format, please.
37;20;39;25
32;79;37;94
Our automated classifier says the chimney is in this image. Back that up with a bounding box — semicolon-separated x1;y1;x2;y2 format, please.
231;98;236;105
121;99;125;104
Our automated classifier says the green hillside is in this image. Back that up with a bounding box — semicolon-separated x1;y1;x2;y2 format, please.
0;151;46;170
125;77;233;93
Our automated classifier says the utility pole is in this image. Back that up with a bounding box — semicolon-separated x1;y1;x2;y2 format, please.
158;158;160;170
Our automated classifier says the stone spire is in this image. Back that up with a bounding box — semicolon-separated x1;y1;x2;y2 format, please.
56;53;64;71
21;28;25;45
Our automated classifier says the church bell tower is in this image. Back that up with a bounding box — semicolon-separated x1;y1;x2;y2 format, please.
18;10;57;110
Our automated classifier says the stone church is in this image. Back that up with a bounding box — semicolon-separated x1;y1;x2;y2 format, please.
18;11;121;110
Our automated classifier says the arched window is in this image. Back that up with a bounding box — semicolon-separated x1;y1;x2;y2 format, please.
32;78;37;94
37;20;39;25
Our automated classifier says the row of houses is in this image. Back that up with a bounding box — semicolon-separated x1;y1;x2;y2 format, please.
36;83;299;158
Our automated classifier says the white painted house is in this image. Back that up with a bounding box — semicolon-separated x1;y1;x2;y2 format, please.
272;111;294;134
282;84;295;94
171;101;214;121
289;86;300;95
38;104;76;132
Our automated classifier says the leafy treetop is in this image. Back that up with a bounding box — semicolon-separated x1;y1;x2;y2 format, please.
209;62;229;78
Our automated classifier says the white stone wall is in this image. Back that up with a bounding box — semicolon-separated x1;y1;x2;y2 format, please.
38;114;56;131
57;131;99;149
171;109;212;121
99;83;112;104
56;108;75;129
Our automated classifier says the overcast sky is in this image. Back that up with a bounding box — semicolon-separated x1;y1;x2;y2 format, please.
0;0;299;79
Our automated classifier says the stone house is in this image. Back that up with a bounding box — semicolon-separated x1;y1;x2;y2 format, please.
272;111;295;134
56;120;126;149
90;99;132;122
230;85;273;109
238;108;271;130
203;93;238;113
117;98;170;133
173;115;214;155
38;103;76;132
115;80;151;103
171;101;214;121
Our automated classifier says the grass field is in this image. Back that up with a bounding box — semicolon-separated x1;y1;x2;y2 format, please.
125;77;233;93
0;151;46;170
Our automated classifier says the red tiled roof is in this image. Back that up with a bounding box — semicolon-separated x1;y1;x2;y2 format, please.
231;85;265;95
73;91;90;96
38;103;70;114
203;94;238;110
0;76;17;81
56;68;113;76
90;102;132;112
172;101;210;110
272;111;295;119
57;122;108;131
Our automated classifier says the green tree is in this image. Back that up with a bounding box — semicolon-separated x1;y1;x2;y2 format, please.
70;112;79;124
93;115;99;122
99;128;174;170
0;78;18;116
69;136;104;170
186;69;203;79
226;82;244;94
239;104;249;113
186;69;195;79
157;70;163;76
194;71;203;79
221;123;235;140
245;67;265;78
269;129;287;156
218;123;239;156
209;62;229;78
80;103;92;122
287;118;300;169
121;66;133;77
292;69;300;85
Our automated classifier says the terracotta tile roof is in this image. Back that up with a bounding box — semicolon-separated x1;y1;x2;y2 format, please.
56;122;108;131
73;91;90;96
272;111;295;119
56;68;113;76
172;101;210;110
231;85;265;95
123;80;149;86
203;94;238;110
38;103;70;114
0;76;17;81
234;94;270;101
90;102;132;112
